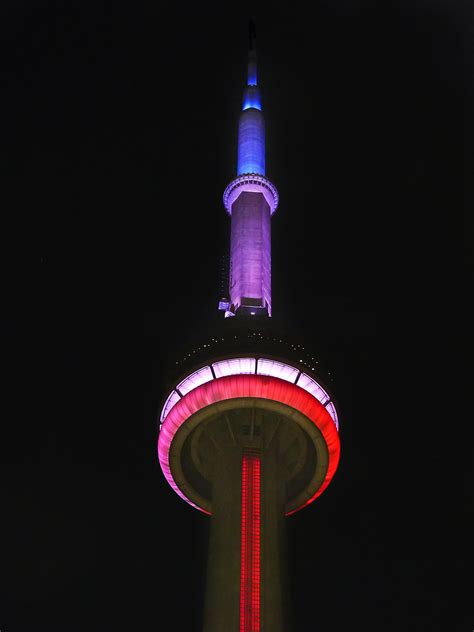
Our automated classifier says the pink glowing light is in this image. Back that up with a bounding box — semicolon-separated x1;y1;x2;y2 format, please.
325;401;338;427
160;390;181;422
212;358;256;378
295;372;329;404
158;374;340;515
256;358;299;382
176;365;214;396
160;357;340;431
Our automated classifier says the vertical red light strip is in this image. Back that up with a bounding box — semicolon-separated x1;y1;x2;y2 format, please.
240;450;261;632
251;455;261;632
240;455;248;632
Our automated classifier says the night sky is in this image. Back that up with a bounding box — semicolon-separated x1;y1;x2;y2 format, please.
2;1;472;631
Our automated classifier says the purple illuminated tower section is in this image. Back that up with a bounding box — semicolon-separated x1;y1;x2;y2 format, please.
222;23;279;318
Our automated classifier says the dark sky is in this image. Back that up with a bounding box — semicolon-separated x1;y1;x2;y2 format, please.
2;1;472;631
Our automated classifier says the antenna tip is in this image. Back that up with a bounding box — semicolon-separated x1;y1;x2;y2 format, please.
249;20;256;48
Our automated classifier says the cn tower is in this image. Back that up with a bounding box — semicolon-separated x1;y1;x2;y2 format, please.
158;21;341;632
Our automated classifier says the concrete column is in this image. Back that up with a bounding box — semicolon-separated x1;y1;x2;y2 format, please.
202;415;290;631
261;432;289;632
203;445;242;632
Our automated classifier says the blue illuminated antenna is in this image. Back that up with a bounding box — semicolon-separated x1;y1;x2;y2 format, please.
242;21;261;112
247;19;257;86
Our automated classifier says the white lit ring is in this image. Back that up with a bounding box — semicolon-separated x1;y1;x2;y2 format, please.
223;174;279;215
160;356;339;431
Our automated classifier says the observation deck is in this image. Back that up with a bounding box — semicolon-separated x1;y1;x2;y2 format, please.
158;343;340;516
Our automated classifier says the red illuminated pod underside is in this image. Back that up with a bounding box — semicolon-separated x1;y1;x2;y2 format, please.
240;450;261;632
158;374;340;515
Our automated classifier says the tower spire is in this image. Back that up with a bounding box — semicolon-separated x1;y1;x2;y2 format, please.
243;20;261;111
248;20;257;86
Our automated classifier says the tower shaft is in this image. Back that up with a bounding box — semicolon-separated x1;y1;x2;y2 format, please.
203;423;288;632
